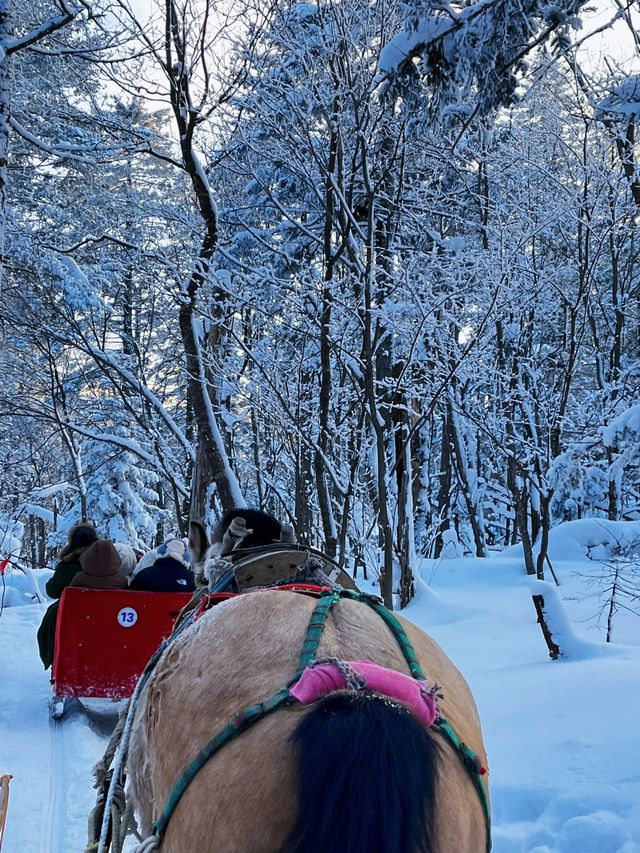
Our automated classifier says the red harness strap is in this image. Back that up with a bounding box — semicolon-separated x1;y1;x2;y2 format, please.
193;585;334;621
193;592;236;620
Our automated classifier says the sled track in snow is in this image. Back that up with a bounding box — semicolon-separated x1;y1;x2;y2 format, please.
43;711;68;853
40;700;120;853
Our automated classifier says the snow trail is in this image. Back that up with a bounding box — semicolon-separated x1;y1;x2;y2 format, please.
42;715;67;853
0;605;109;853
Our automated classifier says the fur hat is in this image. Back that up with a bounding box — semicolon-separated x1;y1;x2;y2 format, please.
59;522;98;559
132;538;191;578
70;523;98;549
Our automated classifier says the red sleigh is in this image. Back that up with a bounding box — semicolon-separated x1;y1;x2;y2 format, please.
51;587;192;717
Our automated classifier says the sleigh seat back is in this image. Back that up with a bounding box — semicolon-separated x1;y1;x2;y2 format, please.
52;587;192;700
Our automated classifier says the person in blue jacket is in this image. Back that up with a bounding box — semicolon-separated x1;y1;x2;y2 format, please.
129;538;196;593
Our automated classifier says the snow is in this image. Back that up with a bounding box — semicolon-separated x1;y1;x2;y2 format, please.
405;538;640;852
502;518;640;563
0;605;109;853
1;517;639;852
28;483;70;501
602;404;640;448
596;76;640;119
378;18;453;75
0;565;50;607
20;504;56;525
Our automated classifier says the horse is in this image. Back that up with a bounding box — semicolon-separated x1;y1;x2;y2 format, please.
127;521;490;853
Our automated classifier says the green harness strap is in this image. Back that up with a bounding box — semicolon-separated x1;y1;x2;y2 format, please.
434;718;492;852
295;591;340;676
338;589;427;681
152;590;340;841
153;686;293;840
150;588;491;852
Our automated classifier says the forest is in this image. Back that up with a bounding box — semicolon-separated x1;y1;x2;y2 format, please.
1;0;639;609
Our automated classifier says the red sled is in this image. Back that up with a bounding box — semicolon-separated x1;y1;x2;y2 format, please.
51;587;192;716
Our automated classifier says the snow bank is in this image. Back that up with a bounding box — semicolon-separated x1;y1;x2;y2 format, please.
1;566;51;607
415;552;640;853
529;579;620;660
502;517;640;563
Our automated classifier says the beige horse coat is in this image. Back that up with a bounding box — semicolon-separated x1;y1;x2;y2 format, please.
128;587;489;853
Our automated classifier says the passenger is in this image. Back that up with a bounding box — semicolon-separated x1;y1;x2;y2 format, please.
37;521;99;670
113;542;139;582
69;540;129;590
129;539;196;593
129;543;159;577
45;522;99;599
211;508;284;556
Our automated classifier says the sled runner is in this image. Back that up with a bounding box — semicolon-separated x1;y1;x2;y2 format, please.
50;587;192;718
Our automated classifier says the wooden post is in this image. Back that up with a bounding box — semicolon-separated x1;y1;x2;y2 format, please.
532;594;561;660
0;774;13;852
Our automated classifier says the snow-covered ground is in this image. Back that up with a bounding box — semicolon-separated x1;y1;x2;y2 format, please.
1;519;639;853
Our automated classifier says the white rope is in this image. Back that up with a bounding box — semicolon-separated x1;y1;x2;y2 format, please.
131;834;160;853
96;641;168;853
95;608;199;853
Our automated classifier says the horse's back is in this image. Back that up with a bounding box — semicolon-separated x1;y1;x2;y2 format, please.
129;590;488;852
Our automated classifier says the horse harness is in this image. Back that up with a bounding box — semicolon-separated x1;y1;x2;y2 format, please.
92;586;491;853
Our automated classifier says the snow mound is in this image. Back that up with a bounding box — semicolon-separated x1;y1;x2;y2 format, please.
503;518;640;563
408;561;477;625
0;566;51;607
529;579;626;661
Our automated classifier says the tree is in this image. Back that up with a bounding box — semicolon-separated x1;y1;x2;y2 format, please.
0;0;112;292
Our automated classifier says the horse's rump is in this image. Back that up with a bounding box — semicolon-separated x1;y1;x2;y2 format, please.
128;590;488;853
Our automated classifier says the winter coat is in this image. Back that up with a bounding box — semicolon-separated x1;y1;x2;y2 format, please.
45;522;99;600
38;523;101;669
129;556;196;593
70;540;128;590
37;601;59;670
45;557;84;599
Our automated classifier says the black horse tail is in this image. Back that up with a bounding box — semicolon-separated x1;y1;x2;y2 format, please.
283;691;440;853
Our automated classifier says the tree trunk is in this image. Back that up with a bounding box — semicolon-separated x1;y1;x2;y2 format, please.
434;411;453;557
179;307;244;515
532;594;561;659
447;400;486;557
397;439;416;608
0;1;10;294
516;484;536;575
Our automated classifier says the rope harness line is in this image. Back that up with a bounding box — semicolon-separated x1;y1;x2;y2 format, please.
92;587;491;853
88;611;200;853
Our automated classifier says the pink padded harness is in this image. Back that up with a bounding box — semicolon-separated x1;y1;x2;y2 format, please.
290;659;439;727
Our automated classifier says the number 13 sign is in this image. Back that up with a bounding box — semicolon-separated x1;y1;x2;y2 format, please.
117;607;138;627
